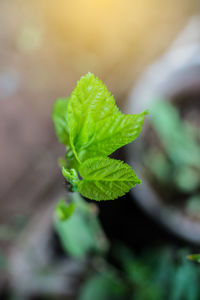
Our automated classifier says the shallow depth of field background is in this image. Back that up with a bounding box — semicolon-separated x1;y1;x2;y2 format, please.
1;0;200;299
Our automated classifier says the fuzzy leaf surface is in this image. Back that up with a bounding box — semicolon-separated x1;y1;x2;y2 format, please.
52;98;69;145
78;157;141;200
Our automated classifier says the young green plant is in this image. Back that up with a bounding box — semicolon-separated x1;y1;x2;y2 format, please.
53;73;147;203
52;73;147;259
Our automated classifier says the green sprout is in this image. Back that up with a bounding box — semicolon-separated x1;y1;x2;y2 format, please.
53;72;147;202
52;73;147;259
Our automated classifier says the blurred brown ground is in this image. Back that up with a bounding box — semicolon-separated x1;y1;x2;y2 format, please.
0;0;200;244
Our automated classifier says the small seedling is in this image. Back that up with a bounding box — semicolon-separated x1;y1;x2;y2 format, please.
52;73;147;258
145;100;200;194
53;73;147;202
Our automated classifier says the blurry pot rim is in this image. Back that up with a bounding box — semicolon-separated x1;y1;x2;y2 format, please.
126;42;200;114
126;40;200;245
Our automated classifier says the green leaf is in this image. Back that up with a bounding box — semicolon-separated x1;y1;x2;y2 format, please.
78;157;141;201
58;156;68;168
79;270;126;300
56;198;75;221
78;110;148;162
170;253;199;300
67;73;118;162
186;194;200;215
52;97;69;145
67;73;147;162
173;167;200;193
150;100;200;167
54;193;108;259
62;167;79;191
187;254;200;263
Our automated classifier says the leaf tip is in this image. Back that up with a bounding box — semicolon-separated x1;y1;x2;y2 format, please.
143;109;149;116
